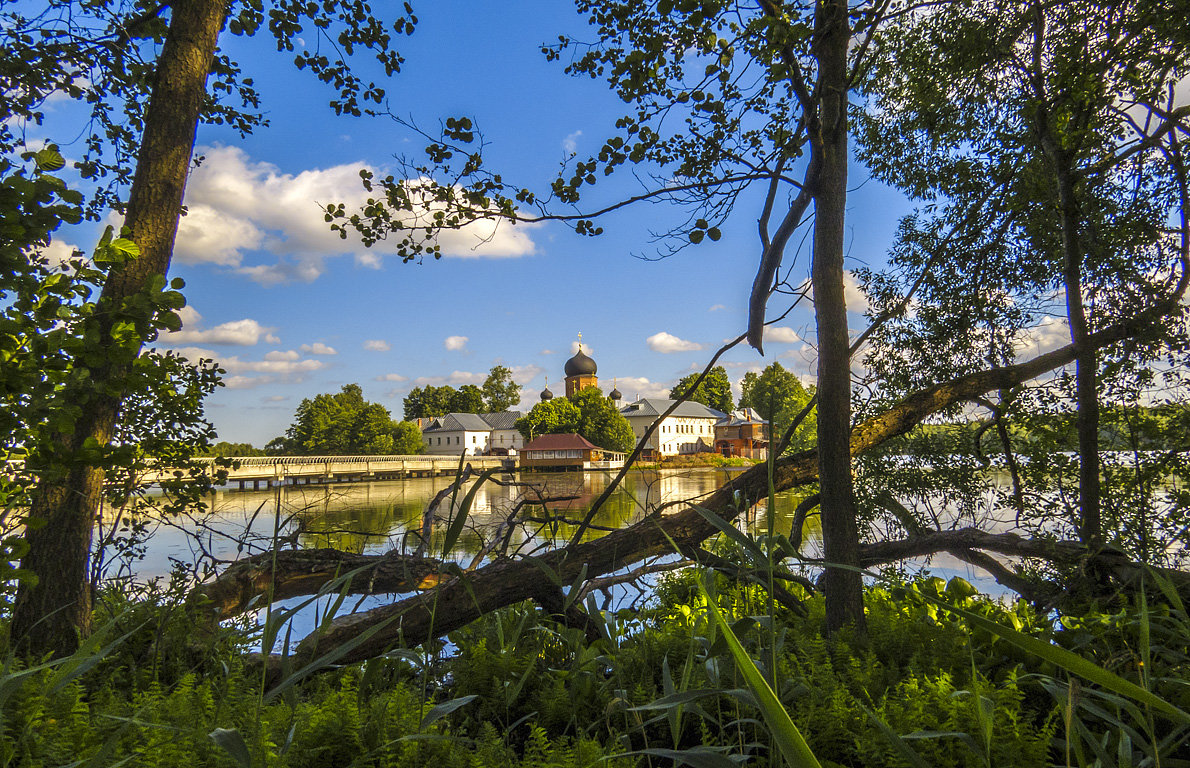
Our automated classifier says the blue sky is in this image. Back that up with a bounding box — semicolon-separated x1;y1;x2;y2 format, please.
39;0;917;446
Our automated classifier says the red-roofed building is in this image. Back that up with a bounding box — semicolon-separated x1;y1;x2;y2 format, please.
519;433;624;471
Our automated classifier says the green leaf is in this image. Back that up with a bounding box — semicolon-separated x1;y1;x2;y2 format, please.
419;694;478;729
209;728;252;768
34;146;66;172
701;577;823;768
917;589;1190;726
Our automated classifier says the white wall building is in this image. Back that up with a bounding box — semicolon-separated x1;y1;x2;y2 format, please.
619;399;725;457
420;411;524;456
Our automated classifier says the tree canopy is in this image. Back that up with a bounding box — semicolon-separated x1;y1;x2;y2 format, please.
517;387;635;453
739;363;816;451
670;366;733;413
271;385;424;456
404;367;519;419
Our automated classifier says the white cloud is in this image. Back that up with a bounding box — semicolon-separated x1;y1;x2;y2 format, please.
174;146;540;284
364;339;391;351
647;332;703;353
764;327;801;343
264;395;288;402
444;335;469;351
508;364;545;383
614;376;673;402
169;345;326;379
165;315;281;346
708;304;726;312
563;130;582;154
1013;316;1069;357
376;373;408;382
570;341;593;355
300;342;337;355
36;239;82;267
541;348;557;355
800;271;871;315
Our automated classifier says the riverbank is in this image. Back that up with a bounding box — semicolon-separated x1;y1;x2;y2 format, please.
634;453;760;470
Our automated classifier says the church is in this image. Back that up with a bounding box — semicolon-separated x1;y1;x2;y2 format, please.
536;338;726;460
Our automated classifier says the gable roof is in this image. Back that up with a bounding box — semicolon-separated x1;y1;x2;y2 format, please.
482;410;523;430
619;398;727;420
421;410;525;433
522;433;600;451
716;407;766;427
422;412;491;432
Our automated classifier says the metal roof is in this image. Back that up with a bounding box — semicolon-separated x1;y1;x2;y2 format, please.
619;398;727;420
521;433;600;451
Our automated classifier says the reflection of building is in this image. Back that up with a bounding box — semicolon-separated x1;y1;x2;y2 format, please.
714;408;769;459
619;398;725;459
421;411;524;456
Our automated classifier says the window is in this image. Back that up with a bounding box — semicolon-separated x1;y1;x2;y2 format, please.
472;435;476;443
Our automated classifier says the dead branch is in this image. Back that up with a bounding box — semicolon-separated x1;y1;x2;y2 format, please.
190;548;441;620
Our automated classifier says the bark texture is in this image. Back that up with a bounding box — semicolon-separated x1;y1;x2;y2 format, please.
810;0;865;634
11;0;227;657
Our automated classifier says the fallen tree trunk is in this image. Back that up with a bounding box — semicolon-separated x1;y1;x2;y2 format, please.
191;549;442;620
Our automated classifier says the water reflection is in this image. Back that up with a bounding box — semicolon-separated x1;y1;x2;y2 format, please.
115;468;818;579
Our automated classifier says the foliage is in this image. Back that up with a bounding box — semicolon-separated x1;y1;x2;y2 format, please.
199;441;264;458
274;384;421;456
405;367;517;419
391;420;426;455
517;387;635;452
739;362;817;451
0;150;223;603
482;365;521;413
670;366;733;414
516;399;581;441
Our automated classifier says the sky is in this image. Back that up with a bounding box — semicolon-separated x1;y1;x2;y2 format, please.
35;0;919;446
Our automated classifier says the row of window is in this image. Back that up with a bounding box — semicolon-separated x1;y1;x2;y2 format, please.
661;421;711;435
525;450;584;459
428;433;521;447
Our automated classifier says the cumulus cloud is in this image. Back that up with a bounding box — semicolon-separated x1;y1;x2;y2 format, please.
708;304;726;312
612;376;673;402
264;395;288;402
764;326;801;343
563;130;582;154
364;339;391;352
163;308;280;346
800;271;871;314
174;146;539;284
376;373;408;382
570;341;593;355
36;239;82;267
168;345;326;389
300;342;337;355
1013;316;1069;357
647;332;703;353
444;335;469;351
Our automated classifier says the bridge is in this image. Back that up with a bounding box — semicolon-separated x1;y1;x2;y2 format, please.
192;455;512;490
5;455;512;492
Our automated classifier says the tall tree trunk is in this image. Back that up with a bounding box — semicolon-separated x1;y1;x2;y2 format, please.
11;0;227;657
811;0;865;634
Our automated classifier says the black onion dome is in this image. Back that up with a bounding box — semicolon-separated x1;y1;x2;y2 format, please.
540;386;554;400
564;348;597;377
609;386;622;400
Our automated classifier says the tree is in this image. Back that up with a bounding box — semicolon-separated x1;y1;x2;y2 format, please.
404;385;454;420
516;388;634;452
857;0;1190;555
570;386;637;453
335;0;891;631
738;362;816;451
482;365;521;412
670;366;733;413
277;384;401;455
516;398;581;441
391;420;426;455
449;384;486;414
4;0;418;655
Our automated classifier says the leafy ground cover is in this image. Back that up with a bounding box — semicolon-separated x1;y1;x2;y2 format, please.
1;568;1185;767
